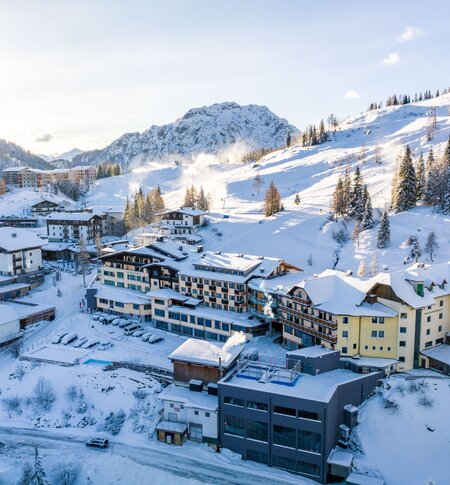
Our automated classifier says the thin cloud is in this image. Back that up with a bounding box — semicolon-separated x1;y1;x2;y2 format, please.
397;26;424;42
382;52;400;66
344;90;360;99
34;133;54;143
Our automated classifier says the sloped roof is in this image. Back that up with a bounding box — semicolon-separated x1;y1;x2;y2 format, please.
0;305;20;325
0;227;44;251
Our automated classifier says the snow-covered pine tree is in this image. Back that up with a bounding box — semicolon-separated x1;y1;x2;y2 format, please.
377;210;391;248
390;157;400;209
424;147;438;205
409;236;422;262
415;151;426;201
349;166;365;220
424;230;439;262
361;195;374;230
394;145;416;213
442;171;450;214
343;166;351;214
33;446;48;485
196;187;210;211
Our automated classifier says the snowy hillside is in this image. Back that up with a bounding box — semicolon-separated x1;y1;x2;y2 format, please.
0;190;75;217
86;94;450;275
73;102;299;170
0;139;51;171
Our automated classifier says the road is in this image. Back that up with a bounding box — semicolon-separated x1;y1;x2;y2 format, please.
0;426;303;485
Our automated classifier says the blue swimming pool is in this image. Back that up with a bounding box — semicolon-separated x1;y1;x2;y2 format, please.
83;359;113;366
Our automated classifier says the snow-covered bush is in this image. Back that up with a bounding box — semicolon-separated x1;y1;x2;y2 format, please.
14;364;26;381
61;409;72;427
65;385;78;402
132;388;149;401
2;395;22;415
418;394;434;407
101;410;126;435
382;397;399;412
17;461;34;485
52;462;78;485
33;378;56;412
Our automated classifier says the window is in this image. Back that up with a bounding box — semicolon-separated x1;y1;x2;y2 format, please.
342;331;348;338
387;346;391;351
247;400;268;411
342;317;349;324
439;313;443;319
438;325;443;332
155;309;165;317
298;410;321;421
272;455;296;471
154;299;165;305
440;300;444;307
364;345;368;350
224;396;244;407
353;343;357;349
371;330;384;338
399;341;406;347
273;405;295;416
194;410;199;415
426;316;431;323
400;327;407;333
297;461;320;477
342;346;348;354
399;356;405;362
205;412;210;418
246;419;268;442
115;302;124;308
372;317;384;324
284;326;293;335
435;338;444;345
426;329;431;335
224;415;245;437
425;341;433;348
247;450;268;465
297;430;321;453
273;424;296;448
400;313;407;319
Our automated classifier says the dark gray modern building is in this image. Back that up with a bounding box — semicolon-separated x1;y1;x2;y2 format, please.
218;346;382;483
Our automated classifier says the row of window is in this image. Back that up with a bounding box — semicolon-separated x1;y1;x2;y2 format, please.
224;398;321;421
223;416;321;453
155;309;231;332
153;320;229;341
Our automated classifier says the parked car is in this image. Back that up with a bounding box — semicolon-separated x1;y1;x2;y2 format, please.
124;325;142;336
118;320;132;328
132;330;145;337
148;335;164;344
98;342;113;351
111;318;123;325
61;333;77;345
92;312;103;321
51;332;68;344
73;337;88;348
81;339;99;349
141;333;153;342
86;437;109;449
103;315;117;324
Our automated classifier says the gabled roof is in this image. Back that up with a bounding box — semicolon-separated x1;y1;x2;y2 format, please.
157;207;207;217
0;305;20;325
47;212;99;222
0;227;44;251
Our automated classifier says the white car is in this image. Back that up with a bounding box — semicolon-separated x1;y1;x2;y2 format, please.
73;337;88;348
61;333;78;345
81;339;99;349
132;330;145;337
141;333;153;342
92;312;103;321
51;332;68;344
118;320;132;328
148;335;164;344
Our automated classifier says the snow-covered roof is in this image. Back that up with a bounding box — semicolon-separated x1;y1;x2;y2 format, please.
169;338;244;368
421;344;450;366
158;384;218;411
0;305;19;325
367;262;450;309
158;207;207;217
0;227;44;251
224;368;380;403
146;288;201;305
155;420;187;434
2;166;27;172
95;285;151;305
247;272;302;295
341;356;398;369
299;272;397;317
147;241;188;260
47;212;98;222
346;473;385;485
327;447;353;467
287;345;338;358
194;252;265;273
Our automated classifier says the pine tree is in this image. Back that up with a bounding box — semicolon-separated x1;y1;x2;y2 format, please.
33;446;48;485
415;151;426;201
361;195;374;230
409;236;421;262
394;145;416;213
442;172;450;214
377;210;390;248
331;176;346;217
424;148;439;205
286;133;291;147
342;166;351;214
352;220;361;249
349;166;365;220
196;186;210;211
264;181;281;217
123;196;133;232
424;230;439;261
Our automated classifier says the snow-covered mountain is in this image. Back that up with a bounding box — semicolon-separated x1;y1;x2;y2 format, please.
72;102;299;170
0;139;52;171
86;93;450;275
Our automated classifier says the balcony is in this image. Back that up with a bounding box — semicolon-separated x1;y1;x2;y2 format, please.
279;304;337;330
279;317;337;345
289;295;311;306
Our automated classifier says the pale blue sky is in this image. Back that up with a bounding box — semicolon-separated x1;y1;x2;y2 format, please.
1;0;449;155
